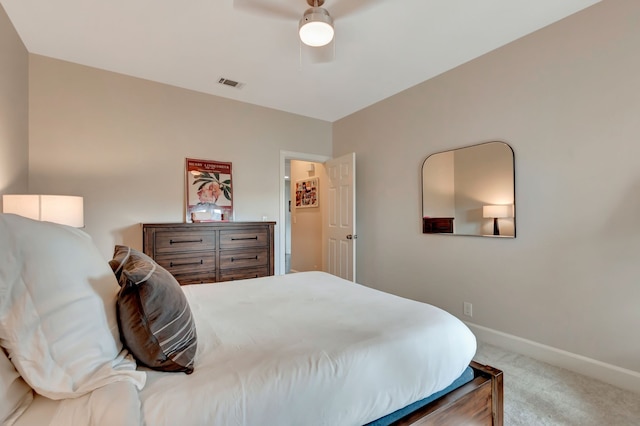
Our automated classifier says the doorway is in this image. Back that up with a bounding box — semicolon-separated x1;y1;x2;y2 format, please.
279;151;357;281
285;158;326;274
279;151;331;275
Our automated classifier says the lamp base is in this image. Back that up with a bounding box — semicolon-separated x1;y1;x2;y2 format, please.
493;218;500;236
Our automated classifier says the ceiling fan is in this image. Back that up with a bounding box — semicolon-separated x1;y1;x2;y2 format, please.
299;0;334;47
234;0;383;48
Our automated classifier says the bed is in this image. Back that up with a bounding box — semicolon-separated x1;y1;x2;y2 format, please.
0;213;502;425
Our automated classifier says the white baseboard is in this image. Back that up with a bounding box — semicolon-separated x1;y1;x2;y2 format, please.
466;322;640;394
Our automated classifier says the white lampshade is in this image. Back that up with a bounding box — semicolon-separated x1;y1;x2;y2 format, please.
299;8;334;47
483;205;512;219
2;194;84;227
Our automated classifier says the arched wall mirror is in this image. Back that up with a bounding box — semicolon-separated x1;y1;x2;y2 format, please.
421;141;515;237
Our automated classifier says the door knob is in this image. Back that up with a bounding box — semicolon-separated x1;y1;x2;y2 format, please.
346;234;358;240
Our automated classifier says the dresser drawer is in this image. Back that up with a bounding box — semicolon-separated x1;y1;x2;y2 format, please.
219;229;268;249
155;252;216;276
173;271;217;285
154;231;216;254
218;267;269;282
219;248;268;270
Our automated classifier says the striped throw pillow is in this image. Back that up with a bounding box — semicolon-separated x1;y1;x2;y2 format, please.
110;245;197;374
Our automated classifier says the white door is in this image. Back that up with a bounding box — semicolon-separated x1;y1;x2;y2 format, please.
324;152;356;281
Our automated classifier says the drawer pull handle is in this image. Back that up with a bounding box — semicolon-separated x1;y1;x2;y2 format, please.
169;239;203;244
170;260;204;267
231;275;259;281
231;256;259;262
231;236;258;241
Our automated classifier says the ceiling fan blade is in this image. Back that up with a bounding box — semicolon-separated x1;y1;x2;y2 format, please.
329;0;386;20
233;0;299;20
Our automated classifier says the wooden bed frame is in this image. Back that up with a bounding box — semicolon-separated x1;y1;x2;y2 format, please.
395;361;504;426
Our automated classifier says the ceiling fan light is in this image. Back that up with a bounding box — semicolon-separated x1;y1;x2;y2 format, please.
299;7;334;47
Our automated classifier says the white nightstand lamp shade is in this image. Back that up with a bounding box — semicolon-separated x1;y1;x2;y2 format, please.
483;205;513;236
2;195;84;228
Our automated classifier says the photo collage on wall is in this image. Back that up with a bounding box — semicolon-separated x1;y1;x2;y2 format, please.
295;177;319;208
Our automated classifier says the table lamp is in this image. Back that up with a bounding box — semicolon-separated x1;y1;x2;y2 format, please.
2;194;84;227
482;205;512;236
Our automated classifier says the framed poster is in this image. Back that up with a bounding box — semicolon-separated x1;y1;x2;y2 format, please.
185;158;233;222
295;177;319;208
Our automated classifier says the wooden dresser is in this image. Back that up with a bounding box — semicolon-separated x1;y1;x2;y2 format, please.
423;217;454;234
142;222;275;285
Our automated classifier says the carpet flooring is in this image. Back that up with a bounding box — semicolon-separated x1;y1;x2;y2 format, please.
473;343;640;425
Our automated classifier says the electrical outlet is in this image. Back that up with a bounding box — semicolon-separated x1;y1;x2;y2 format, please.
463;302;473;317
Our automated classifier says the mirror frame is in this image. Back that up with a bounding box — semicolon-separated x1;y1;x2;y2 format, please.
421;141;516;238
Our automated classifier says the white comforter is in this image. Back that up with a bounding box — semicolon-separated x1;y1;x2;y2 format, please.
29;272;477;426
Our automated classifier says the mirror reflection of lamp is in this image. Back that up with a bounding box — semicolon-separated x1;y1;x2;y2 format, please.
2;194;84;227
483;205;512;236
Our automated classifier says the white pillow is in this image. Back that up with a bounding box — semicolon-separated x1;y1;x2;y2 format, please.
0;213;146;399
0;347;33;425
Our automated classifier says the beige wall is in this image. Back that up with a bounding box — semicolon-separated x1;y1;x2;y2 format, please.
28;56;332;260
0;4;28;200
334;0;640;377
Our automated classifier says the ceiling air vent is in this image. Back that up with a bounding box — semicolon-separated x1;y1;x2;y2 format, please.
218;78;243;89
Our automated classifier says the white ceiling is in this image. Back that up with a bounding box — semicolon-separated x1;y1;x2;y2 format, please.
1;0;600;122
